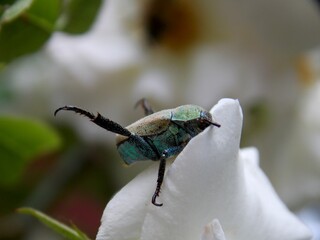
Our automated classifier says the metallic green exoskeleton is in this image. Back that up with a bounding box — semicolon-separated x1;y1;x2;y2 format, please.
54;99;220;206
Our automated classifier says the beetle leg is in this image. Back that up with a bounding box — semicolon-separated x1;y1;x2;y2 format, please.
152;157;166;207
134;98;154;116
152;145;184;207
54;105;132;137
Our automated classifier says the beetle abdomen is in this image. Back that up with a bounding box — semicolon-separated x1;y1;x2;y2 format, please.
117;122;191;165
117;139;151;165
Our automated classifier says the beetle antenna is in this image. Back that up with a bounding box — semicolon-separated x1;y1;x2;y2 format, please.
210;121;221;128
54;105;132;137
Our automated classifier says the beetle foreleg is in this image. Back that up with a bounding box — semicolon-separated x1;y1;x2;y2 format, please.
134;98;154;116
54;105;132;137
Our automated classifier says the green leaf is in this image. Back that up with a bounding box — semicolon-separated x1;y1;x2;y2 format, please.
0;0;61;63
1;0;32;23
17;207;91;240
59;0;102;34
0;116;61;185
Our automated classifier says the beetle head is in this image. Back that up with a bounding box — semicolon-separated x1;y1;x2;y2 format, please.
184;111;220;136
199;111;221;130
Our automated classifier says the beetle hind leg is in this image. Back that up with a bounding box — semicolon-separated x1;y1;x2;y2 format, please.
54;106;95;119
54;105;132;137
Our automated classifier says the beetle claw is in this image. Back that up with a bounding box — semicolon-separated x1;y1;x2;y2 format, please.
54;105;96;120
152;194;163;207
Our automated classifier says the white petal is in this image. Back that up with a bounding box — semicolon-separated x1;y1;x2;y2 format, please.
98;98;311;240
96;163;159;240
239;147;312;239
140;99;311;240
201;219;226;240
140;98;242;240
96;98;240;240
46;33;142;82
45;0;145;80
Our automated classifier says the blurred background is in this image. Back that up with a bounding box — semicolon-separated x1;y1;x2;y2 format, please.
1;0;320;239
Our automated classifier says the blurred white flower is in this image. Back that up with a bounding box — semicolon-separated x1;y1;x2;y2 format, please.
2;0;320;206
3;0;320;123
96;99;311;240
273;47;320;207
297;203;320;240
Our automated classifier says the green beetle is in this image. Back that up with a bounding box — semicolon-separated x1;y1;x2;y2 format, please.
54;99;220;206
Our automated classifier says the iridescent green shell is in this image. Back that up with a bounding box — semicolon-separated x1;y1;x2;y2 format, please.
116;105;213;165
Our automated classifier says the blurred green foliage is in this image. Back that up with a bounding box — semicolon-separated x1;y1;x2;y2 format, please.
60;0;102;34
0;0;61;63
0;1;107;238
18;207;91;240
0;0;103;186
0;0;102;64
0;116;61;186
